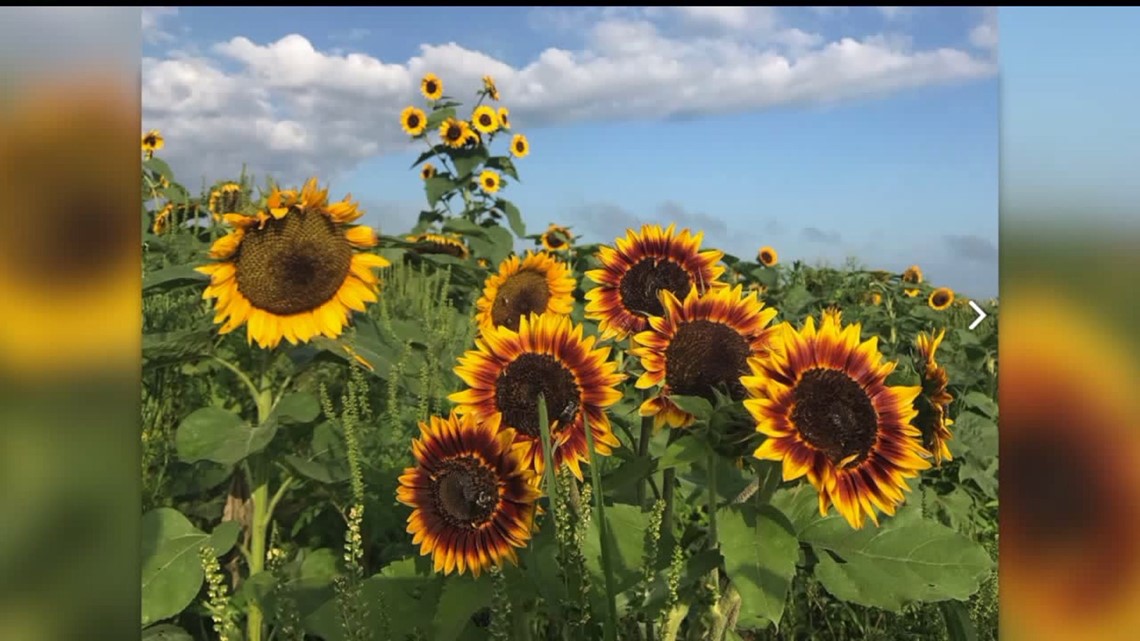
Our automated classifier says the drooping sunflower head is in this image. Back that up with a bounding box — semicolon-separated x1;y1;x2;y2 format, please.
479;169;502;194
471;105;499;135
420;163;437;181
407;232;469;259
497;107;511;130
585;223;727;341
632;284;778;430
450;313;625;480
928;287;954;311
195;177;391;349
208;181;246;221
510;134;529;159
482;75;501;101
541;224;571;252
902;264;923;297
869;291;883;306
400;105;428;137
439;117;470;149
421;73;443;101
744;309;932;529
141;129;164;157
474;251;575;333
914;329;954;465
396;411;541;577
152;203;173;235
757;246;778;267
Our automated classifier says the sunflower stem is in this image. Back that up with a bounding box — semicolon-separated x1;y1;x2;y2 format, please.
246;389;279;641
583;411;619;641
536;394;560;517
706;448;718;550
210;356;261;410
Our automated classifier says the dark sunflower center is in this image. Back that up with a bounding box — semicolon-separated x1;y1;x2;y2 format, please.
144;134;157;147
933;292;950;306
426;240;465;258
219;189;242;214
494;353;581;438
619;258;693;317
515;141;525;152
426;81;439;95
478;114;493;127
432;456;499;528
445;125;462;142
407;114;421;128
233;209;353;316
761;251;772;264
490;270;550;331
483;176;496;188
664;320;750;401
791;368;878;466
545;233;565;248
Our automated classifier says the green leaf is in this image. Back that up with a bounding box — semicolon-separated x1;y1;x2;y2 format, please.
582;503;651;597
143;157;175;181
495;199;526;237
452;147;490;179
140;509;236;627
485;156;520;181
272;392;321;424
142;624;194;641
410;144;448;169
668;395;714;423
940;600;979;641
425;175;458;207
432;575;493;641
304;559;444;640
717;504;799;630
143;264;208;293
951;411;997;461
175;407;278;466
465;225;514;266
658;434;710;470
284;421;350;484
142;328;215;369
441;217;489;237
425;107;456;131
961;391;998;418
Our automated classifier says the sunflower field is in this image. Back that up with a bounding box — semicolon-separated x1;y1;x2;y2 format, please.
141;74;999;641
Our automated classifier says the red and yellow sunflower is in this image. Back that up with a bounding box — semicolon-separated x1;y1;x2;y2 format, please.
914;329;954;465
474;251;575;333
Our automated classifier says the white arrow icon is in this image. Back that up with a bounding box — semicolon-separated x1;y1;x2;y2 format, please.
968;300;988;330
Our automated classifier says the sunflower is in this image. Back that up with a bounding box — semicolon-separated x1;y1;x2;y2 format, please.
397;411;541;577
902;264;923;297
928;287;954;311
870;291;883;305
141;129;164;158
421;73;443;101
497;107;511;130
401;106;428;136
757;246;778;267
479;169;502;194
482;75;501;101
632;284;777;429
407;232;469;259
471;105;499;135
195;177;390;349
440;118;470;149
208;182;245;221
152;203;173;235
450;313;625;480
541;224;571;252
914;330;954;465
743;309;932;529
474;251;575;333
477;258;491;269
585;223;726;341
420;163;437;181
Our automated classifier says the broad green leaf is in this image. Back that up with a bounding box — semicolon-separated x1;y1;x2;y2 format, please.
951;411;997;461
495;198;526;237
176;407;278;466
940;599;979;641
140;510;240;627
717;504;798;630
272;392;321;424
961;391;998;418
425;175;457;207
441;217;489;237
142;624;194;641
304;558;444;641
485;156;520;181
142;328;215;368
432;575;493;641
143;157;175;181
410;144;448;169
668;395;713;422
453;147;490;179
425;107;457;131
658;434;710;470
582;503;651;597
143;264;208;293
959;458;999;500
284;422;350;484
465;224;514;265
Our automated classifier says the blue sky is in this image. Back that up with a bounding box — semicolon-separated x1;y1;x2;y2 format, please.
142;6;999;297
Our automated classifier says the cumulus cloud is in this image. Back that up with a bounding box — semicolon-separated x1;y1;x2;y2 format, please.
142;7;998;185
141;7;179;44
970;7;999;52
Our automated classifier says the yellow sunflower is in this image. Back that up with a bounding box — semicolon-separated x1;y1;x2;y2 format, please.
540;224;571;252
195;177;390;349
152;203;173;235
928;287;954;311
479;169;502;194
757;246;778;267
902;264;923;297
870;291;883;305
482;75;501;101
421;73;443;101
474;251;575;333
407;232;469;259
440;117;470;149
510;134;529;159
450;313;625;480
585;223;726;341
400;106;428;136
743;309;932;529
497;107;511;130
472;105;499;135
208;182;245;221
397;411;541;577
142;129;164;158
420;163;437;181
914;330;954;465
632;285;777;429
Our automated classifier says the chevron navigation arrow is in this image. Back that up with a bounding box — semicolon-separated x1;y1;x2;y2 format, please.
968;300;988;331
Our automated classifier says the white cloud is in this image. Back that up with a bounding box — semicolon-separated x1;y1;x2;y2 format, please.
142;7;998;186
141;7;179;44
970;8;999;52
